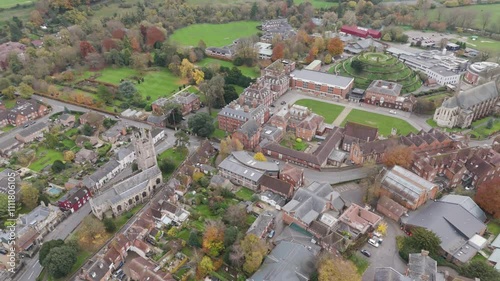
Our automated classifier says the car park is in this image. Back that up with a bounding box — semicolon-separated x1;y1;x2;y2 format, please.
360;249;371;257
368;238;380;248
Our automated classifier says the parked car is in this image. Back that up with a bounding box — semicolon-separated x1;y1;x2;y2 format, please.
360;249;371;257
270;104;275;107
268;230;275;238
0;248;8;255
389;110;397;115
280;101;286;105
368;238;380;248
112;269;123;278
373;231;382;238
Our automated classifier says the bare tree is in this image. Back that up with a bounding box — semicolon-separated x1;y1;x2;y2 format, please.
199;75;225;115
481;11;492;31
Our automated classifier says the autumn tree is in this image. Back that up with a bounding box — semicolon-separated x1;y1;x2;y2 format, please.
202;220;225;257
223;205;247;228
254;152;267;162
327;37;344;56
79;41;95;58
63;151;75;162
197;256;215;279
342;10;357;25
241;234;267;274
179;58;195;79
3;86;17;100
30;10;44;26
376;222;387;236
475;178;500;218
317;254;361;281
78;216;106;248
18;83;34;99
145;26;166;47
272;42;285;61
20;182;39;210
193;69;204;85
382;145;413;169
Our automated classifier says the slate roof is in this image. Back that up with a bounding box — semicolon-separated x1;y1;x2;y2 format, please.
19;205;51;225
218;155;264;183
408;252;438;281
381;165;437;205
116;145;134;162
247;210;275;237
17;121;48;138
218;103;267;121
442;81;498;109
280;163;303;184
291;69;354;89
237;119;260;137
344;121;378;142
440;195;486;222
491;234;500;249
0;137;20;151
248;241;318;281
84;159;120;187
260;175;292;196
367;80;403;96
232;151;279;172
374;268;411;281
147;114;167;125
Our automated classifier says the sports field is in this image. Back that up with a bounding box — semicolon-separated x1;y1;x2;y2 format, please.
170;21;260;47
295;0;338;8
341;109;418;136
294;99;345;123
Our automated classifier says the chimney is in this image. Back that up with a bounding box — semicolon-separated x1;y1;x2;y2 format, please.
230;101;236;109
238;95;245;105
244;105;250;113
421;249;429;256
377;81;382;87
252;98;258;108
442;48;446;55
388;83;393;89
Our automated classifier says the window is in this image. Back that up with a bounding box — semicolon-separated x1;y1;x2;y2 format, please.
315;84;321;90
303;82;309;88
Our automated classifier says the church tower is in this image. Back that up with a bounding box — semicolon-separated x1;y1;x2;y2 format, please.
132;128;157;170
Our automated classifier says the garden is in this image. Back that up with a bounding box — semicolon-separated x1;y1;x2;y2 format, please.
280;135;309;151
341;109;418;136
294;99;346;123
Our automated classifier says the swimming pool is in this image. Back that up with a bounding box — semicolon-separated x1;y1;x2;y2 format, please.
46;187;62;197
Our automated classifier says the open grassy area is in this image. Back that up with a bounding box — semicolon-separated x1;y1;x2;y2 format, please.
29;149;65;172
280;138;308;151
197;57;260;78
294;99;345;123
158;147;188;168
488;221;500;236
425;4;500;33
295;0;339;8
211;121;228;139
341;109;418;136
170;21;260;47
235;187;255;201
89;67;185;100
471;118;500;139
349;254;370;275
457;35;500;54
0;0;33;9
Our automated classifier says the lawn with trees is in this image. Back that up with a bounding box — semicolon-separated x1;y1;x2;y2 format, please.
341;109;418;136
197;57;260;78
170;21;260;47
294;99;345;123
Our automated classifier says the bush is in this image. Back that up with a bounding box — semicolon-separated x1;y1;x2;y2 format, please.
103;218;116;233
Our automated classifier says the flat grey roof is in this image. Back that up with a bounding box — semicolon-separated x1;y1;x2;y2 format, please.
291;69;354;89
232;151;279;172
218;155;264;182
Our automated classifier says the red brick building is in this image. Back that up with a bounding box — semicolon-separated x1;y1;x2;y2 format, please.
376;196;407;222
340;25;381;39
260;175;294;199
240;78;274;107
261;59;296;99
217;102;269;133
290;69;354;99
232;119;261;150
6;99;49;126
58;187;92;213
279;163;304;188
364;80;417;111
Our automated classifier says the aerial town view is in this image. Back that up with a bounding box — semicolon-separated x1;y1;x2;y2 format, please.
1;0;500;280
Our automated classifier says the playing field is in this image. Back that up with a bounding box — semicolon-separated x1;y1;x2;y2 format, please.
295;0;338;8
91;68;184;100
426;4;500;31
170;21;260;47
294;99;345;123
458;35;500;54
0;0;32;9
341;109;418;136
197;57;260;78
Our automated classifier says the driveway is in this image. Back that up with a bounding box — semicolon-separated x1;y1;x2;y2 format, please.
361;219;407;281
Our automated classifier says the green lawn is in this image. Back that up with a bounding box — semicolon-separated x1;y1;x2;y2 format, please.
1;125;15;133
457;35;500;54
235;187;255;201
471;118;500;139
197;57;260;78
0;5;31;27
0;0;33;9
488;221;500;236
90;67;184;101
170;21;260;47
158;147;188;167
425;4;500;34
295;0;338;8
294;99;345;123
29;149;64;172
349;254;370;275
341;109;418;136
211;121;228;139
280;139;308;151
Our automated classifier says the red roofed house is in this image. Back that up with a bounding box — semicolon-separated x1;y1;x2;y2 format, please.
260;174;294;199
58;187;92;213
279;163;304;188
341;25;381;39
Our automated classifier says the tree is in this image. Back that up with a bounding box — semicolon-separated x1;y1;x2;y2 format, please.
322;12;338;28
202;220;225;257
81;123;94;136
118;81;138;99
224;226;239;247
408;228;441;257
164;103;183;125
188;113;215;137
324;54;332;64
189;231;202;248
486;119;494;130
2;86;16;100
342;10;357;25
44;245;77;278
351;60;363;73
376;222;387;236
459;260;500;281
18;83;34;99
39;239;65;266
159;158;176;175
317;254;361;281
63;151;75;162
30;10;44;26
223;85;239;104
193;69;205;85
382;145;413;169
223;206;247;228
199;75;225;115
174;130;190;147
272;42;285;61
197;256;215;278
475;178;500;218
52;160;66;173
20;182;39;210
179;58;195;79
145;26;166;47
327;37;344;56
241;234;267;274
78;216;105;248
254;152;267;162
79;41;95;58
103;218;116;233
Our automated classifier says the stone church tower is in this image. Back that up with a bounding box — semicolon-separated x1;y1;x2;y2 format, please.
132;128;157;170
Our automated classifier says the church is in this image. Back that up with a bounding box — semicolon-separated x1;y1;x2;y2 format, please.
433;81;499;129
90;128;162;219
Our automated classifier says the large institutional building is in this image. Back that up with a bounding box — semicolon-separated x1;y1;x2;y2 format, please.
90;129;162;219
433;81;499;129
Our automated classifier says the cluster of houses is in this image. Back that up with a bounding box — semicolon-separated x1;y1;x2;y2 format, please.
148;89;200;127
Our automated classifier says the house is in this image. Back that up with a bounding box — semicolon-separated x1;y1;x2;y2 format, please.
7;99;49;126
15;121;48;143
402;199;487;265
262;128;344;170
464;153;498;188
151;97;168;114
154;199;190;225
58;187;92;213
146;114;167;127
75;148;98;164
0;110;8;127
260;18;296;43
434;81;499;129
232;119;261;150
380;165;438;210
255;42;273;60
101;122;126;143
249;241;320;281
217;102;269;133
17;203;63;237
76;135;98;147
151;128;165;144
340;25;381;38
338;204;382;237
128;256;175;281
364;80;415;111
0;137;23;156
261;59;295;99
218;153;269;190
240;78;273;107
59;113;75;127
17;227;41;254
116;145;136;166
290;69;354;99
205;46;235;60
374;267;411;281
170;91;201;115
79;111;106;128
83;159;121;190
344;38;385;54
247;211;276;238
342;121;378;152
31;40;43;48
260;125;284;143
348;88;366;102
283;182;345;231
376;196;407;222
269;104;327;141
260;190;287;209
259;174;294;199
279;163;304;188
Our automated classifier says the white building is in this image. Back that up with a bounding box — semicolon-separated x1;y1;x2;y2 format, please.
255;42;273;60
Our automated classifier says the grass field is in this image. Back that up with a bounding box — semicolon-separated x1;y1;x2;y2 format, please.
29;149;65;172
295;0;338;8
158;147;188;168
0;0;32;9
197;57;260;78
89;67;184;100
170;21;260;47
488;221;500;236
349;254;370;275
426;4;500;31
457;35;500;54
235;187;255;201
0;5;31;27
294;99;345;123
341;109;418;136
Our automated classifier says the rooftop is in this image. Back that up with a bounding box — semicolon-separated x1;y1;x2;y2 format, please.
291;69;354;89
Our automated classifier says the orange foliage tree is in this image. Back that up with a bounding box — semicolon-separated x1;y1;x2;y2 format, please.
475;178;500;218
382;145;413;169
327;37;344;56
272;42;285;61
202;221;225;257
